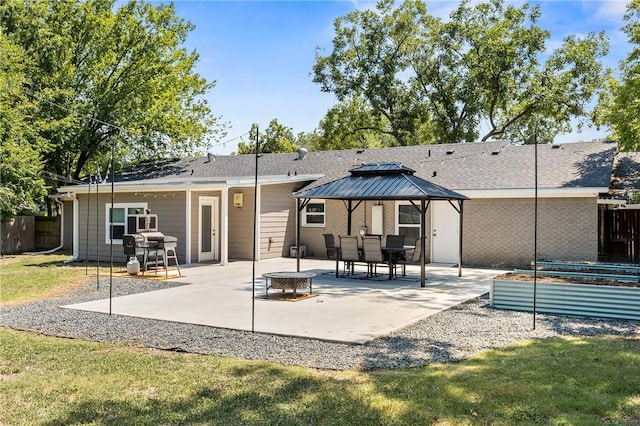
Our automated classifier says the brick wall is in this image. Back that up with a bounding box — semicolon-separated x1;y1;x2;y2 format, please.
462;197;598;267
302;197;598;268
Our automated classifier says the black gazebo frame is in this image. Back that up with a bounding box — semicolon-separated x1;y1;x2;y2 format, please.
292;162;469;287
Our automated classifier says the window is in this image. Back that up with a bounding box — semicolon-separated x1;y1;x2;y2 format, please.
302;201;325;227
105;203;147;243
396;202;421;244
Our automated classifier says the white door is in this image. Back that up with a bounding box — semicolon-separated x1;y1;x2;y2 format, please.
431;201;459;264
199;197;219;262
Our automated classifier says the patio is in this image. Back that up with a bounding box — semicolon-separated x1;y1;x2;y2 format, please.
63;258;504;344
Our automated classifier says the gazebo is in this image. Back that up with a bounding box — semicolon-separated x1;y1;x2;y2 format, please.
292;162;469;287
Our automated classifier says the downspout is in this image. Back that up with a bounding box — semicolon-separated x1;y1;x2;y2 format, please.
65;193;81;264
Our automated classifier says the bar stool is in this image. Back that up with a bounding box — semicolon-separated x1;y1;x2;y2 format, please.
163;243;181;278
161;237;181;278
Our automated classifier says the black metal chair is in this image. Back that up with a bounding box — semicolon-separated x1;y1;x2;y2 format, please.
385;234;406;277
397;237;424;277
323;233;338;260
385;234;405;251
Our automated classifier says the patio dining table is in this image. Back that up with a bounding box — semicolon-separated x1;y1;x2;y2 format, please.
382;246;413;280
333;244;414;280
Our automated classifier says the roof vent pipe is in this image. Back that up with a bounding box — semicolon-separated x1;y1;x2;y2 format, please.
206;152;215;162
297;147;308;160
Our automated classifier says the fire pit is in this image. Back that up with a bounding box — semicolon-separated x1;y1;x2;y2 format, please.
262;271;316;297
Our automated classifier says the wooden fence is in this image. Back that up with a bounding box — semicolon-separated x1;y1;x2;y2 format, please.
1;216;61;255
35;216;61;249
600;209;640;263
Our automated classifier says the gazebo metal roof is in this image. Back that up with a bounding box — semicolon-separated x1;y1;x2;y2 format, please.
292;162;468;286
293;162;468;201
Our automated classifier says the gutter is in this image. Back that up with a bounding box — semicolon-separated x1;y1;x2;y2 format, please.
57;174;324;193
458;187;609;199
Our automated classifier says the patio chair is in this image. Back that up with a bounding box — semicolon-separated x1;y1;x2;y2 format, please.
397;237;424;277
385;234;406;264
385;234;405;249
323;233;338;260
362;235;385;277
339;235;360;276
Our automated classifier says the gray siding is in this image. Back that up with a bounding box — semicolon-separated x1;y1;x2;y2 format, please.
77;191;187;264
228;188;255;260
62;200;74;251
259;184;298;259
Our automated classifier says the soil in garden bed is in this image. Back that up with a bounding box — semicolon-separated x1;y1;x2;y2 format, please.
495;273;640;288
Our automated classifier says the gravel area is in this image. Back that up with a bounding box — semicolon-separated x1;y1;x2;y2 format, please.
2;278;638;371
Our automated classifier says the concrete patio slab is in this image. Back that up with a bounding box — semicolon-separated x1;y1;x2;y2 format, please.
63;258;504;344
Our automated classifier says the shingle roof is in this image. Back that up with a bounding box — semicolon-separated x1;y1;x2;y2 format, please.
611;151;640;191
107;140;618;191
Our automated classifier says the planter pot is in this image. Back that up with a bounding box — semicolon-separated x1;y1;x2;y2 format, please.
491;278;640;321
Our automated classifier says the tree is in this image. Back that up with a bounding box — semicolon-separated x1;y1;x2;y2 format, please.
0;0;222;207
236;119;298;154
0;30;48;221
313;94;399;151
596;0;640;151
313;0;609;145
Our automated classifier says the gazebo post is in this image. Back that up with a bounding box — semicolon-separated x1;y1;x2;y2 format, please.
347;199;353;234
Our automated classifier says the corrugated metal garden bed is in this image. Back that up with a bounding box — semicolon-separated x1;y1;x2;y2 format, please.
490;265;640;321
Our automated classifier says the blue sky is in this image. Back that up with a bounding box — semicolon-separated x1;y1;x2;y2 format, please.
152;1;632;154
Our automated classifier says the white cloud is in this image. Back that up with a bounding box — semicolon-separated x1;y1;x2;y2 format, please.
594;0;629;21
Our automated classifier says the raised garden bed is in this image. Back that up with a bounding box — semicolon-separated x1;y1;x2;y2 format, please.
491;268;640;321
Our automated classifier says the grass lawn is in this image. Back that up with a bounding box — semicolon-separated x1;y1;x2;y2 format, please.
0;254;111;304
1;254;639;425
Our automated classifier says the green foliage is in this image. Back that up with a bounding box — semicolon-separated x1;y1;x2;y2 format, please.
314;94;402;151
236;119;298;154
0;31;48;221
596;0;640;151
314;0;610;146
0;0;222;215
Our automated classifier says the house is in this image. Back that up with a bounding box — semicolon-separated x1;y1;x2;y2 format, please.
57;139;619;268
